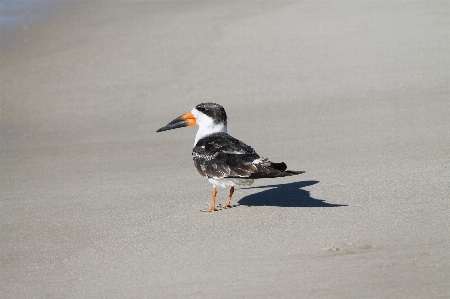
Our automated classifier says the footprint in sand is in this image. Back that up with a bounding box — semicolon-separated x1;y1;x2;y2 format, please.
322;242;379;256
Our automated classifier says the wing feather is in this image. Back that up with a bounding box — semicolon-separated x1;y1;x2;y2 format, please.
192;132;304;179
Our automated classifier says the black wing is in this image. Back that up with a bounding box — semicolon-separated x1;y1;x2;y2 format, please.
192;132;304;179
192;132;259;178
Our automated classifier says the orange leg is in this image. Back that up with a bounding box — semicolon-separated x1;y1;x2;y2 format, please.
223;186;235;209
202;186;217;212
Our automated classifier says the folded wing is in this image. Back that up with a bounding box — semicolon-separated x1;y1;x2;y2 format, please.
192;132;305;179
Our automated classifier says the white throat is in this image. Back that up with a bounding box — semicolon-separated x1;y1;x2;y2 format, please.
191;108;227;146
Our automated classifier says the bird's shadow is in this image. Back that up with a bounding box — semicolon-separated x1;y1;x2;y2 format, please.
236;181;346;208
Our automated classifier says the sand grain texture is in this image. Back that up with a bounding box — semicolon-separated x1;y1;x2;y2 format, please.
1;1;449;298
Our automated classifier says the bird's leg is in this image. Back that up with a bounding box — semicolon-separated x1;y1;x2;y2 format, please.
202;186;217;212
223;186;235;209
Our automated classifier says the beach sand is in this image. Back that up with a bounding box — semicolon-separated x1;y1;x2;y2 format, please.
1;1;449;298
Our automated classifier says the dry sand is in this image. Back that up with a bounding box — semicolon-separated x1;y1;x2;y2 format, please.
1;1;449;298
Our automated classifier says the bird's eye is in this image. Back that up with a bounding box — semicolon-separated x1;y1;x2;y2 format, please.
196;106;206;112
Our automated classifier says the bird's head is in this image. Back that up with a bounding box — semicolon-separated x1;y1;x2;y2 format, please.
157;102;228;146
156;102;227;135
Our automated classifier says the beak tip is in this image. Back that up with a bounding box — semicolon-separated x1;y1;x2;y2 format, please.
156;111;196;133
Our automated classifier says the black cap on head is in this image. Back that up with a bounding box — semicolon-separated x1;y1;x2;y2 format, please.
195;102;227;125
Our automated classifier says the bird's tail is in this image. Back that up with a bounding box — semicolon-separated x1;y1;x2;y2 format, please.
282;170;306;176
245;159;305;178
268;161;305;176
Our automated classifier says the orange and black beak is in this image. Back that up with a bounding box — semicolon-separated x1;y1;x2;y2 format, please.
156;112;197;132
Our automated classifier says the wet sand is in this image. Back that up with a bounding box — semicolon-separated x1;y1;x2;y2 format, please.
1;1;449;298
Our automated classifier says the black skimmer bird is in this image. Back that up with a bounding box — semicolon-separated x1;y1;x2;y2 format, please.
156;102;305;212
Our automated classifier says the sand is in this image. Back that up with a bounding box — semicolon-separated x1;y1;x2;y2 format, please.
1;1;449;298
